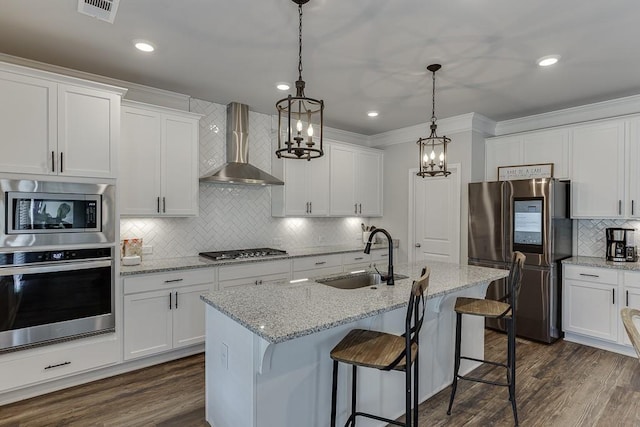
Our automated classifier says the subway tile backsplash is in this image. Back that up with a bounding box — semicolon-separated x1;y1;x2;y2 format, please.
120;98;364;260
576;219;640;257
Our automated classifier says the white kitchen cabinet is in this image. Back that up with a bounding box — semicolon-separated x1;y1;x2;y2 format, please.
0;63;122;178
271;142;330;217
120;101;200;216
627;117;640;218
329;143;383;216
342;252;371;272
571;119;626;218
485;128;570;181
292;254;342;280
123;268;214;360
218;259;291;289
621;272;640;346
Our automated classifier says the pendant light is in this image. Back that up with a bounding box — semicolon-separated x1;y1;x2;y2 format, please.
275;0;324;161
417;64;451;177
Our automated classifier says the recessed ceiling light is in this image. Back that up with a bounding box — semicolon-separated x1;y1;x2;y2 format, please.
537;55;560;67
367;111;379;117
276;82;290;91
134;41;155;52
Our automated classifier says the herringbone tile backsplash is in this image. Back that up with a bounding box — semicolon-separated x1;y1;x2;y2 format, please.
120;98;365;260
577;219;640;257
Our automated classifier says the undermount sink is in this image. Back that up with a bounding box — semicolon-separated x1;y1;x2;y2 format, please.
316;272;409;290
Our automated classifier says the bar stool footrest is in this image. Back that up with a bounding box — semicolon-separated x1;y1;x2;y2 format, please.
457;374;510;387
348;411;406;426
460;355;508;369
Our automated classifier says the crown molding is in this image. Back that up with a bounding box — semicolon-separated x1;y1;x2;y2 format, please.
0;53;190;110
323;126;369;146
368;112;495;148
494;93;640;136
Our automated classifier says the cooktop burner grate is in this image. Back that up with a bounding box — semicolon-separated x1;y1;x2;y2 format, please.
199;247;287;261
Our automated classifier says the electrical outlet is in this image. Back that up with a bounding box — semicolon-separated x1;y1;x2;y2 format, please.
221;342;229;369
142;245;153;255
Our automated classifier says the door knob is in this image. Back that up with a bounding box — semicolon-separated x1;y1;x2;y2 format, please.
415;243;421;248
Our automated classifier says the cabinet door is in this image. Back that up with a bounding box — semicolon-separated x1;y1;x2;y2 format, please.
564;279;618;341
485;136;523;180
162;115;199;216
621;286;640;346
58;84;119;178
355;150;382;216
124;290;173;360
571;120;626;218
0;71;56;175
308;150;330;216
522;128;570;180
284;159;310;216
627;118;640;218
173;284;211;348
330;145;357;216
120;106;162;215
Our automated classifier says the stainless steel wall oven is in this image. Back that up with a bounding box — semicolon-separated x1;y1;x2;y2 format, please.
0;179;116;351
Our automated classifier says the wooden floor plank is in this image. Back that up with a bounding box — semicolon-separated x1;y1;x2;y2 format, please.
2;330;640;426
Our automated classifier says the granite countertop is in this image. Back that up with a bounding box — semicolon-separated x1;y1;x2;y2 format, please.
200;261;508;344
119;243;389;276
562;256;640;271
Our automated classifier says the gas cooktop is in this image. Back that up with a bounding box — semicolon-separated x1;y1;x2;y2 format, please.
199;248;287;261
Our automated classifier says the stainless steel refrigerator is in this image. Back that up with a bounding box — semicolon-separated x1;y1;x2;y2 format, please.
468;179;572;343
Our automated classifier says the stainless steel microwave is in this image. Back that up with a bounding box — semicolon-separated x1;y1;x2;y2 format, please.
1;179;115;248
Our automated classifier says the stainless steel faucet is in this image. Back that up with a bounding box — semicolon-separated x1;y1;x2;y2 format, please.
364;228;394;286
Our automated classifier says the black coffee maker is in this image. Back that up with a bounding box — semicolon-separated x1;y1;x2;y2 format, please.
606;228;638;262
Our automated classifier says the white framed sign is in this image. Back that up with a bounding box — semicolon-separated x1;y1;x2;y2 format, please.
497;163;554;181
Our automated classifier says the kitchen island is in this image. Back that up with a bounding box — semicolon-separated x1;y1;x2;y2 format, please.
201;261;508;427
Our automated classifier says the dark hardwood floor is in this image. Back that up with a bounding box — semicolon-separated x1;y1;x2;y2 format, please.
2;331;640;426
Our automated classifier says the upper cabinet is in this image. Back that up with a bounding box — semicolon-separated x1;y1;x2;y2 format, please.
330;143;383;217
571;119;626;218
485;128;570;181
272;142;331;217
627;117;640;218
0;63;123;178
120;101;200;217
272;140;383;218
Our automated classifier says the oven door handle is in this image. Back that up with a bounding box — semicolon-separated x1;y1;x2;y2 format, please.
0;260;112;276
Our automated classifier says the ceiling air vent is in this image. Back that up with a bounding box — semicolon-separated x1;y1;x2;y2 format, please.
77;0;120;23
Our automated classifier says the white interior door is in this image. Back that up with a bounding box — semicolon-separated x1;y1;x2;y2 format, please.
411;164;461;264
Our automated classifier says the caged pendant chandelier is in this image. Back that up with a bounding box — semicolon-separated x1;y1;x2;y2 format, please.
417;64;451;177
275;0;324;161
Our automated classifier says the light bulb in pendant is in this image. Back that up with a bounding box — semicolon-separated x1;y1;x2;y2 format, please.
423;153;429;164
307;123;314;137
439;152;445;162
296;120;303;133
430;149;436;160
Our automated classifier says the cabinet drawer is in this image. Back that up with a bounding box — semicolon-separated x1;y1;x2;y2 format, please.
293;254;342;272
370;249;390;262
0;335;119;392
123;268;215;294
564;265;617;285
219;272;291;290
219;259;290;282
342;252;370;266
623;271;640;287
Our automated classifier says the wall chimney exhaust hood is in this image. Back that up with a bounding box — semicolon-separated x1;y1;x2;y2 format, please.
199;102;284;186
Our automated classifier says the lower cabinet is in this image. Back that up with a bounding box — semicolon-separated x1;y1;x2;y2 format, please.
218;259;291;290
563;264;640;354
292;254;342;280
123;268;215;360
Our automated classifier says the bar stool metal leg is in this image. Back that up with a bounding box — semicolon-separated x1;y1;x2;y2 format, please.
447;312;462;415
350;365;357;427
508;320;519;426
331;360;338;427
413;348;419;426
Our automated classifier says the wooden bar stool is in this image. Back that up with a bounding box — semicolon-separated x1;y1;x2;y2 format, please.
447;252;525;426
621;307;640;360
330;267;430;427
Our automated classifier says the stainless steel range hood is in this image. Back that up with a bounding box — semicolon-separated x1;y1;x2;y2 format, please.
199;102;284;185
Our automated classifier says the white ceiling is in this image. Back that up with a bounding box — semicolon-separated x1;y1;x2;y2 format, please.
1;0;639;135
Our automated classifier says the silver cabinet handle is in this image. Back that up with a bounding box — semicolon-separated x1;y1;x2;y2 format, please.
163;197;166;213
164;278;184;283
579;273;599;278
175;291;178;309
60;152;64;173
379;254;388;257
619;200;622;215
315;261;326;265
306;202;309;214
627;290;630;306
354;257;364;260
359;203;362;214
355;203;358;214
51;151;55;172
612;288;615;305
157;197;160;213
309;201;312;214
415;243;421;247
169;292;172;310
